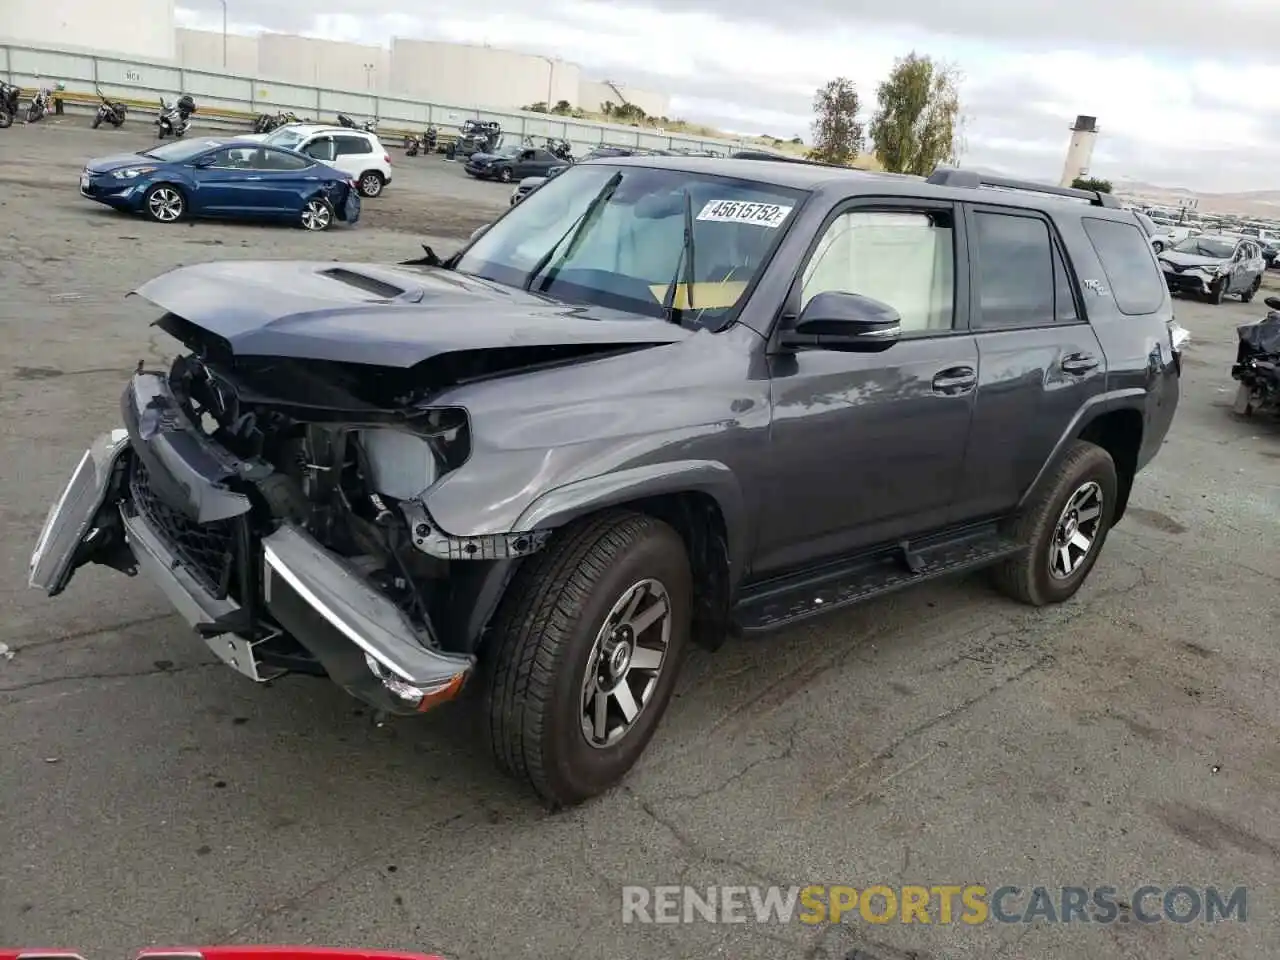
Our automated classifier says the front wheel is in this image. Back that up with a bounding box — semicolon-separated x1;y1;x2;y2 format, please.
300;196;334;231
26;105;40;123
1151;240;1164;253
357;170;384;197
143;184;185;223
483;511;692;808
991;440;1118;606
1208;277;1228;304
91;114;102;129
0;110;11;130
498;166;514;183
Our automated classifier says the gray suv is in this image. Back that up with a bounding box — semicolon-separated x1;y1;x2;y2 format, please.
29;158;1185;807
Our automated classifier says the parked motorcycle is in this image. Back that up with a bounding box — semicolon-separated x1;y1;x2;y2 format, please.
91;88;128;129
26;81;64;123
1231;295;1280;418
156;94;196;138
253;110;299;134
336;113;376;132
547;137;573;161
0;81;20;129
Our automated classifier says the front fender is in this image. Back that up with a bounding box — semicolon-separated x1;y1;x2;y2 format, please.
511;459;748;575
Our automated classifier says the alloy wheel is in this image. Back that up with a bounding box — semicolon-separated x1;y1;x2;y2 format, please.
580;578;672;748
361;173;382;196
148;188;183;222
1048;481;1104;580
301;199;332;231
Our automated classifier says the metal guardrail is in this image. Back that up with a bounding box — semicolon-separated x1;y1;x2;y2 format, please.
0;39;756;157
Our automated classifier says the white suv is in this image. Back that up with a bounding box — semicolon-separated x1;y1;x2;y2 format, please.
246;124;392;197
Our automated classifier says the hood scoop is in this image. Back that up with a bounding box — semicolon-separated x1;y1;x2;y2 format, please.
318;267;424;303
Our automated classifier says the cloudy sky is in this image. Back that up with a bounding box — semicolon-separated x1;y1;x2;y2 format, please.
175;0;1280;192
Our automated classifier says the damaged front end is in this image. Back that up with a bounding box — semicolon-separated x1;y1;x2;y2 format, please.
28;345;547;715
1230;306;1280;417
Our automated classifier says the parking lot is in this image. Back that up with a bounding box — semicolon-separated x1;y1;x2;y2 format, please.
2;121;1278;960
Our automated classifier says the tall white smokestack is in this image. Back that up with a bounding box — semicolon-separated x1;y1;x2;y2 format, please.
1060;115;1099;187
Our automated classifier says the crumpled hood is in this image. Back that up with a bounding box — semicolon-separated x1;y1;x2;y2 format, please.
1159;250;1228;270
132;260;691;367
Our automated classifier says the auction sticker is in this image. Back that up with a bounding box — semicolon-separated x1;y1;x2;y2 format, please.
697;199;793;228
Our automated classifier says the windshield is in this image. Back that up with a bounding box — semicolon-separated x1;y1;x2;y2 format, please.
1172;236;1235;258
264;128;308;150
454;164;805;328
141;139;224;163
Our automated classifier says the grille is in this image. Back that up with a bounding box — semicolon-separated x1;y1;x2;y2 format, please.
129;457;237;597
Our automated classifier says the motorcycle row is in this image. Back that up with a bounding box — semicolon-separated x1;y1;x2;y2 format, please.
0;81;195;136
401;117;574;163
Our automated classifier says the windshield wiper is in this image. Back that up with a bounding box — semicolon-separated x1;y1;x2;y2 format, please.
524;170;624;292
661;189;697;325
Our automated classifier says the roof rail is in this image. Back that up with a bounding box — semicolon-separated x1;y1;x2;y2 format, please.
927;166;1123;209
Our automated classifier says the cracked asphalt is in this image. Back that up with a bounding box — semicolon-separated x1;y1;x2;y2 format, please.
2;122;1279;960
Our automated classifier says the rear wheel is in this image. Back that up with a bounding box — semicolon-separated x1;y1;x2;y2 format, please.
1241;277;1261;303
1152;240;1164;253
143;184;185;223
483;511;692;808
991;441;1118;606
0;110;11;130
498;166;514;183
300;196;334;231
357;170;384;197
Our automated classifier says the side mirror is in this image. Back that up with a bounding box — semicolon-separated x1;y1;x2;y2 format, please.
192;154;215;168
780;292;901;352
1264;296;1280;311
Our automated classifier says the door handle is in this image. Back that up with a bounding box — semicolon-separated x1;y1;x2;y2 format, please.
931;366;977;395
1061;353;1099;374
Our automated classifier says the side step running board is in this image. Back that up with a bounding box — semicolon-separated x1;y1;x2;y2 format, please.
733;530;1025;634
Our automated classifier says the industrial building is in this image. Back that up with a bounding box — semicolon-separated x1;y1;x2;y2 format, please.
1;0;670;118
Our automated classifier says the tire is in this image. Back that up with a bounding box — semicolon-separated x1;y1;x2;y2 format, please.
143;184;186;223
0;110;11;130
1241;277;1261;303
1151;240;1164;253
498;166;514;183
990;440;1118;607
300;196;334;231
1209;277;1227;304
26;105;39;123
357;170;384;197
91;115;102;129
483;511;692;808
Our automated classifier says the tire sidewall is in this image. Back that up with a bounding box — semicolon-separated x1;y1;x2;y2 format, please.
541;525;692;802
1026;449;1118;603
302;196;334;230
499;166;513;182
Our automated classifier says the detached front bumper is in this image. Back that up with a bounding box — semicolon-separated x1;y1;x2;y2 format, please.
28;373;473;715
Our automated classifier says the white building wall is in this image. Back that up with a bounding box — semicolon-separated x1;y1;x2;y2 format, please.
0;0;175;60
390;40;581;110
258;33;389;92
578;80;669;120
176;28;258;77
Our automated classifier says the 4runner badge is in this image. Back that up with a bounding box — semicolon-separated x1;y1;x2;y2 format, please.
1082;278;1108;296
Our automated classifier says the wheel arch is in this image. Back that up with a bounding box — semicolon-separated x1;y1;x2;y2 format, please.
1020;392;1146;525
510;461;745;651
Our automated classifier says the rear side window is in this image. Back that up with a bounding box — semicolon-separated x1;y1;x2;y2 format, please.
334;135;373;156
972;211;1077;329
1081;217;1165;315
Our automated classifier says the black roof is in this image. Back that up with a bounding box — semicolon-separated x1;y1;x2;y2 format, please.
576;155;1127;216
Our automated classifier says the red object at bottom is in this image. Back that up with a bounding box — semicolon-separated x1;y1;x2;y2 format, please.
2;949;445;960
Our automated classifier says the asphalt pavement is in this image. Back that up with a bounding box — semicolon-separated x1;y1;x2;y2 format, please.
1;121;1278;960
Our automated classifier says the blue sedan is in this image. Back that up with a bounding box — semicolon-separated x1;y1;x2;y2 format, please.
78;137;361;231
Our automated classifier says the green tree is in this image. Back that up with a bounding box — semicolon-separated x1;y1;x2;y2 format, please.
552;99;572;115
809;77;864;164
868;52;963;175
1071;176;1113;193
523;101;549;114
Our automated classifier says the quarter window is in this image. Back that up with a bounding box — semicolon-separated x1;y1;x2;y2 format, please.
800;208;956;334
1081;217;1166;315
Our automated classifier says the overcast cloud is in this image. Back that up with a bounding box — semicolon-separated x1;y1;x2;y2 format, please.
175;0;1280;192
